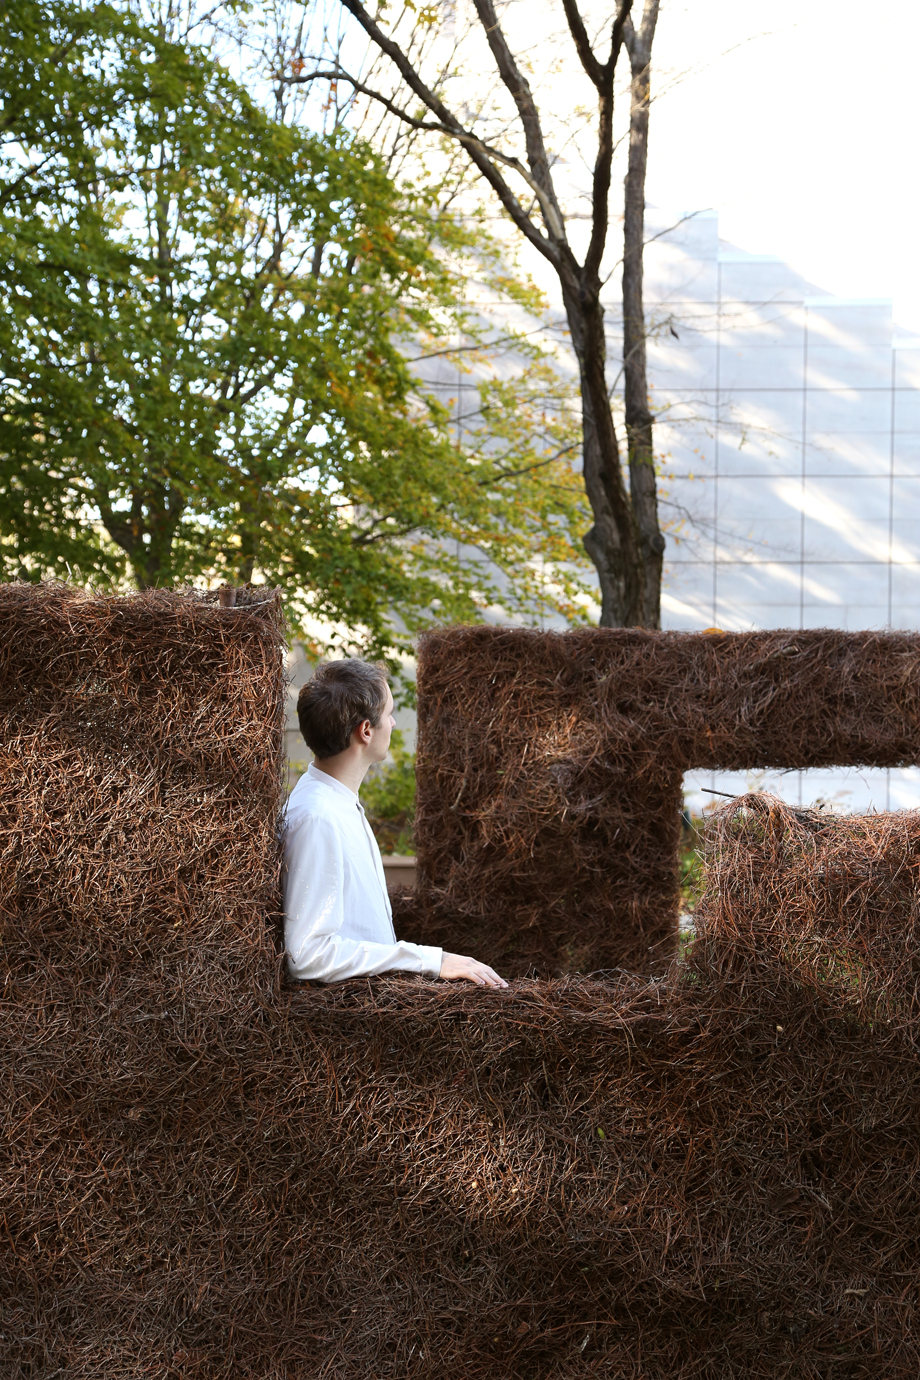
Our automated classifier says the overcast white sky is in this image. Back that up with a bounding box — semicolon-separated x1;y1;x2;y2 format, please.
648;0;920;330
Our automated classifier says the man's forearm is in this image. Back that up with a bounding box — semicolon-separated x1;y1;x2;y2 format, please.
286;932;442;983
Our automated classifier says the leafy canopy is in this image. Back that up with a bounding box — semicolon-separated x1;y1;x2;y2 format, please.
0;0;592;657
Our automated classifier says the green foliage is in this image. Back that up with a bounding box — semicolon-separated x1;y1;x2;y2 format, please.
361;731;416;855
680;813;704;915
0;0;593;660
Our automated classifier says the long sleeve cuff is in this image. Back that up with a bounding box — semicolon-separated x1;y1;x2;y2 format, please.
286;936;443;984
413;944;443;978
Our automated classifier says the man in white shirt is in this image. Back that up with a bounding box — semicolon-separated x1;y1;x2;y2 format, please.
283;658;507;988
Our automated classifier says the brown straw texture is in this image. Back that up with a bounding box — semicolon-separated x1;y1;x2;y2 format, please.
401;625;920;975
5;595;920;1377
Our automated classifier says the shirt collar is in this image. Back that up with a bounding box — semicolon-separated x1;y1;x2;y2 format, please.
307;760;362;807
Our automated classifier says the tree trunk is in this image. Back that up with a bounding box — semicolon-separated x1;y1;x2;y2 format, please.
96;476;181;589
324;0;663;627
561;274;642;626
623;2;664;628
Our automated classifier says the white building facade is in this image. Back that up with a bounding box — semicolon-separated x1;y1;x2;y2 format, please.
287;209;920;816
643;210;920;811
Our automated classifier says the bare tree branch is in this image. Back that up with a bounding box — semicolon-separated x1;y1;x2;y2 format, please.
559;0;607;88
481;444;579;486
469;0;566;240
583;0;632;283
282;61;566;243
335;0;563;263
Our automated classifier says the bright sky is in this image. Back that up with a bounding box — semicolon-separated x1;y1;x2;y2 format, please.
648;0;920;331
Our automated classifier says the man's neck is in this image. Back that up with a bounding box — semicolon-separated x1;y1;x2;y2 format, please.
312;753;368;798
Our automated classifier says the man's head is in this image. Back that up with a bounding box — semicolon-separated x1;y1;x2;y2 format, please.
297;658;394;762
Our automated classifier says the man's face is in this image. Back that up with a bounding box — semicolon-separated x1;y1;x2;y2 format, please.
367;684;395;762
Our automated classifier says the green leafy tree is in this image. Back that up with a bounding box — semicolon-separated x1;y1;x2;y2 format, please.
0;0;592;657
360;729;416;855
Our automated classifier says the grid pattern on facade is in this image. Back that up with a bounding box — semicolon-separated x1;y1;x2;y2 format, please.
295;210;920;814
641;210;920;809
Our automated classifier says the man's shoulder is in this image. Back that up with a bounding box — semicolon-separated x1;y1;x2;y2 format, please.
285;773;351;828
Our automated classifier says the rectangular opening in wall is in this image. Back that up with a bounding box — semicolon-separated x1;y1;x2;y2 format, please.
679;766;920;931
683;765;920;816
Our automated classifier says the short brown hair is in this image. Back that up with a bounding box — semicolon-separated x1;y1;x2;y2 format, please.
297;659;389;759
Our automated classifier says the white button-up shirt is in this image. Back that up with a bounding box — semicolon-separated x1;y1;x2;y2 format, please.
283;762;442;982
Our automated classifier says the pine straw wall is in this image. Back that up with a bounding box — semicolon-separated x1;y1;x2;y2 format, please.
0;584;286;1012
6;593;920;1378
400;625;920;975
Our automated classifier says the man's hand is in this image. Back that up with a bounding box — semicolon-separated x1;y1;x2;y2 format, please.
439;952;508;988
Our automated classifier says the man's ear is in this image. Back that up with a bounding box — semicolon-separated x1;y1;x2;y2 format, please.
355;718;373;746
